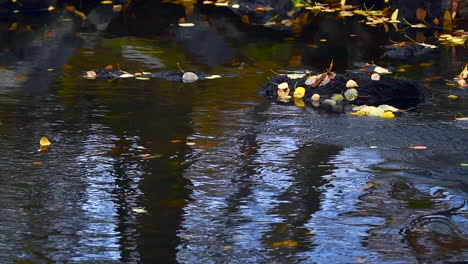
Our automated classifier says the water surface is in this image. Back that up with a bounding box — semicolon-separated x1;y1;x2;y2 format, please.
0;3;467;263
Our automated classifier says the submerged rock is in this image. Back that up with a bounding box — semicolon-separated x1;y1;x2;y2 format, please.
383;43;437;60
82;69;215;82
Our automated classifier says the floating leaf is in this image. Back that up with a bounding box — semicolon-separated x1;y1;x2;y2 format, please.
132;208;148;214
204;75;222;79
311;94;320;101
40;137;51;147
371;73;380;81
447;95;458;99
140;154;162;159
101;0;113;4
179;23;195;27
38;137;51;153
287;73;306;79
409;145;427;150
455;117;468;121
136;77;150;80
410;23;427;28
186;142;196;146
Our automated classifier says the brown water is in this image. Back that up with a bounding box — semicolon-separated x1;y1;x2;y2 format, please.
0;2;467;263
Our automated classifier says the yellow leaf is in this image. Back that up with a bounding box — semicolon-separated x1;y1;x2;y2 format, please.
410;23;427;28
40;137;51;147
447;95;458;99
340;0;346;6
311;93;320;101
101;0;113;4
293;87;306;99
455;117;468;121
380;111;395;118
443;10;452;30
390;9;399;21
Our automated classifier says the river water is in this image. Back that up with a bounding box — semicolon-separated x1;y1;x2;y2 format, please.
0;2;467;263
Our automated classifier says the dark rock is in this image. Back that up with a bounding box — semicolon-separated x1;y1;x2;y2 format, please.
260;72;428;109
